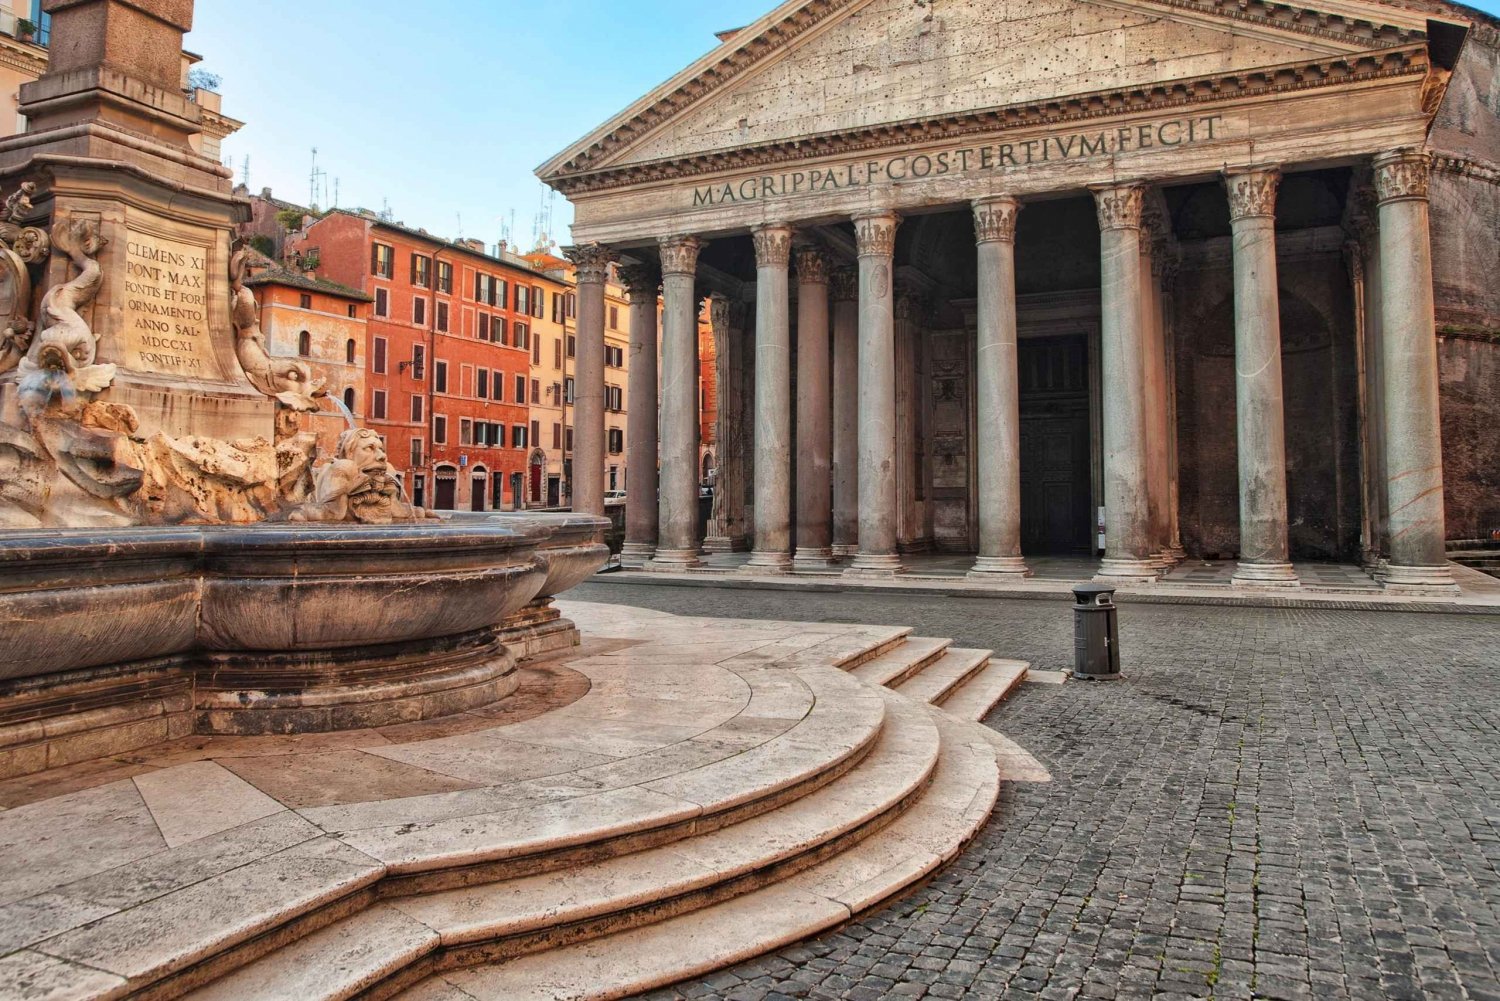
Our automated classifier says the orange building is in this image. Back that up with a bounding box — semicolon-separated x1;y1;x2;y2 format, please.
243;253;369;458
290;211;555;511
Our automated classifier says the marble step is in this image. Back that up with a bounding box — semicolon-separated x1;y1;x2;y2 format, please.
847;636;952;688
404;713;1001;1001
182;693;944;1001
890;647;992;706
938;658;1030;723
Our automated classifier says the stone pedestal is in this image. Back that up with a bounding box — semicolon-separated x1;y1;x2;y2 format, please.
968;196;1030;580
1372;150;1458;593
1225;168;1298;588
744;224;793;573
1092;186;1158;583
846;211;904;577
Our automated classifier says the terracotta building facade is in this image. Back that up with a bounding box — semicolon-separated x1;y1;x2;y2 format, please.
542;0;1500;593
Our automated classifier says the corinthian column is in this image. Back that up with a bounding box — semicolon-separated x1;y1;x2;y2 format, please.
649;235;704;568
619;263;659;565
1091;185;1158;582
744;223;794;572
794;246;835;568
565;243;615;517
1140;205;1174;569
1223;168;1298;587
969;195;1030;578
846;210;904;577
704;296;748;552
1372;150;1458;592
830;267;859;557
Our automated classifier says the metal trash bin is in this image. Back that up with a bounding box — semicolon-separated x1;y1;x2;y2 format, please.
1071;583;1121;680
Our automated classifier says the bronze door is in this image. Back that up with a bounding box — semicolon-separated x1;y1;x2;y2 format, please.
1019;335;1092;555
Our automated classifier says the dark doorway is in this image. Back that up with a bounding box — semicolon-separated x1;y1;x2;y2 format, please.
1019;334;1092;555
434;475;456;510
470;474;486;512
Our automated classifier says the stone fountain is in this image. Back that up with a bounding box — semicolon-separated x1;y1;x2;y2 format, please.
0;0;606;778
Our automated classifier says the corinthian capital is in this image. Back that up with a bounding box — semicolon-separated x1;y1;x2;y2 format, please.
853;211;900;258
751;224;793;269
829;266;857;303
1091;184;1145;231
658;235;704;277
1372;149;1431;203
1224;167;1280;221
565;243;617;284
617;263;660;303
794;245;829;285
972;196;1020;244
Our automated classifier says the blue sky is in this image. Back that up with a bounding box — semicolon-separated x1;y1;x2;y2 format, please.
186;0;1500;250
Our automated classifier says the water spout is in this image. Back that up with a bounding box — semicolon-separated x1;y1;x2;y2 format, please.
324;393;358;431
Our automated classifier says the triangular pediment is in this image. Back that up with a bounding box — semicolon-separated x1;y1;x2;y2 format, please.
540;0;1427;184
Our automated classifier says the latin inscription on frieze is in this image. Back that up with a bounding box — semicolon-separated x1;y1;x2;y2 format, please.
690;114;1226;207
123;231;220;378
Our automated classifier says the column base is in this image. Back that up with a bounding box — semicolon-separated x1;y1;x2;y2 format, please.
793;547;839;570
844;552;906;578
1230;562;1301;588
741;550;793;574
644;549;702;571
702;535;749;554
1094;557;1159;584
1381;563;1461;595
967;555;1032;580
1165;544;1187;561
619;541;657;568
831;542;858;559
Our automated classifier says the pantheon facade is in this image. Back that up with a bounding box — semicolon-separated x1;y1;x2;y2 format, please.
541;0;1500;592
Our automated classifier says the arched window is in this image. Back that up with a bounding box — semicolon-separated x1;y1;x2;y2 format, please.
297;330;311;357
345;338;356;364
342;387;355;413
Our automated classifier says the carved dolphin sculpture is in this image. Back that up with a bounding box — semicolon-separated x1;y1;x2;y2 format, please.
229;247;327;410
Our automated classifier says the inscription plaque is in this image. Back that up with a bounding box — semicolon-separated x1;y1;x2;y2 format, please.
122;231;221;378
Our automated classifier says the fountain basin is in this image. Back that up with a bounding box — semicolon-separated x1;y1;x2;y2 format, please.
0;517;608;776
490;512;613;658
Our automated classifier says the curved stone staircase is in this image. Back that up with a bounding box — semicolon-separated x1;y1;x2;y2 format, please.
5;610;1039;1001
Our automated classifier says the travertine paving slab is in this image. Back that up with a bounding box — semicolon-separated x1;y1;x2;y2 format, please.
0;779;163;906
132;761;286;848
0;948;126;1001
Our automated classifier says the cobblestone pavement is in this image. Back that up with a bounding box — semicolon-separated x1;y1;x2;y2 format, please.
566;581;1500;1001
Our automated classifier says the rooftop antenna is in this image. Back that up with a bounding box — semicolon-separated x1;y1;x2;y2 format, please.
240;154;250;187
456;212;463;239
379;196;393;223
332;177;340;208
308;147;326;209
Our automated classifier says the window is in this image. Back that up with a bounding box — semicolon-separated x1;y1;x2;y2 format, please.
607;385;623;411
564;377;575;404
434;360;448;394
530;419;539;443
300;292;313;310
433;415;447;444
460;418;473;445
532;286;544;319
554;339;562;368
490;422;504;446
512;425;528;448
476;369;489;399
551;293;563;324
297;330;311;357
343;387;356;413
373;336;387;374
608;428;624;454
372;243;394;278
372;389;387;419
552;423;561;449
374;288;388;317
475;273;494;305
515;284;529;314
410;395;424;422
412;474;425;508
515;375;525;402
474;421;488;446
566;293;577;318
552;381;562;403
491;372;504;402
345;339;356;365
567;335;576;359
566;428;574;452
609;465;618;491
411;344;425;380
413;296;426;326
478;314;490;341
493;316;506;344
348;304;357;318
437;261;453;294
530;329;539;363
608;305;619;330
436;301;449;333
411;438;424;466
496;279;508;307
530;378;539;404
411;254;431;288
516;323;530;351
